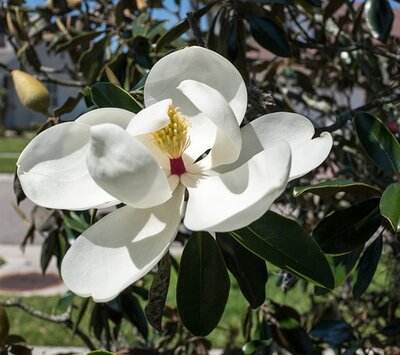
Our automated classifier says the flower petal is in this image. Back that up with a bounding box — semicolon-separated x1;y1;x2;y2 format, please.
144;46;247;123
219;113;332;180
178;80;242;168
17;122;118;210
126;99;172;136
61;185;185;302
76;107;135;128
86;123;171;208
182;141;291;232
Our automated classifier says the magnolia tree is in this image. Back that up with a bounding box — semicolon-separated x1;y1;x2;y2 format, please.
0;0;400;353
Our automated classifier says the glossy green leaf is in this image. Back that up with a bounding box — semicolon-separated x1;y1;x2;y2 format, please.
156;1;216;51
91;82;142;113
353;236;383;299
231;211;334;289
55;31;101;53
248;16;291;57
315;248;362;295
242;340;270;355
156;19;189;52
380;182;400;232
145;253;171;331
177;232;230;336
313;199;381;254
293;179;381;198
119;292;148;339
353;112;400;174
217;233;268;308
87;351;115;355
365;0;394;43
311;320;354;348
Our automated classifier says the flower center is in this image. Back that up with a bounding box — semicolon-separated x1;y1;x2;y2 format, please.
152;105;190;176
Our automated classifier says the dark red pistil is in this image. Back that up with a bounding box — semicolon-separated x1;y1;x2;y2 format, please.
170;157;186;176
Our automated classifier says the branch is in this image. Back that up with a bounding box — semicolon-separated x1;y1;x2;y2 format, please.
315;91;400;134
186;12;205;47
0;299;71;323
0;299;96;350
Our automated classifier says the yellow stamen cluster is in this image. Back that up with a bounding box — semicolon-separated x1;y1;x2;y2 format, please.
152;105;191;159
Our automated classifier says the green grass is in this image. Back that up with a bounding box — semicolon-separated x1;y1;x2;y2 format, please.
0;257;394;349
0;137;30;153
0;158;17;173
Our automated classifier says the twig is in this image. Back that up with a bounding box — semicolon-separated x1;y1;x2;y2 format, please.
0;299;96;350
315;91;400;134
0;62;12;73
186;12;205;47
0;299;71;323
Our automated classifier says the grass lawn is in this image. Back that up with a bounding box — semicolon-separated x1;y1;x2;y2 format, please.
0;136;31;173
0;136;30;153
0;158;17;173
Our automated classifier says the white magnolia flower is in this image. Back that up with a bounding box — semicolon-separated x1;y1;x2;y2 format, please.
17;47;332;302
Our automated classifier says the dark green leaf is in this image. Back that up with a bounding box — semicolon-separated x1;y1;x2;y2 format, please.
301;0;321;6
242;340;271;354
40;230;59;273
145;253;171;331
313;199;381;254
255;0;293;4
365;0;394;43
9;345;31;355
248;16;291;57
353;112;400;174
379;318;400;337
311;320;354;348
87;351;115;355
91;82;142;113
315;248;363;295
177;232;230;336
56;291;74;311
156;19;189;52
353;236;383;299
120;292;148;339
273;304;313;354
54;94;82;117
231;211;334;289
13;173;26;204
156;1;216;51
217;233;267;308
55;31;101;53
5;335;26;345
293;179;381;198
380;182;400;232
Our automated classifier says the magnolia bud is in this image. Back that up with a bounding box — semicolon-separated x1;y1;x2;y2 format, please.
11;70;50;114
0;306;10;346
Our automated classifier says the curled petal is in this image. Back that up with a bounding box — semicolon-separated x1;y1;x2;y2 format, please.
182;142;291;232
144;46;247;123
61;185;185;302
76;107;135;128
220;112;333;180
126;99;172;136
17;122;118;210
86;124;171;208
178;80;242;168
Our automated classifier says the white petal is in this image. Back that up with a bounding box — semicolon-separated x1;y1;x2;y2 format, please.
86;124;171;208
182;141;291;232
144;46;247;123
126;99;172;136
289;131;332;180
17;122;118;210
178;80;242;168
219;112;333;180
76;107;135;128
61;185;185;302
